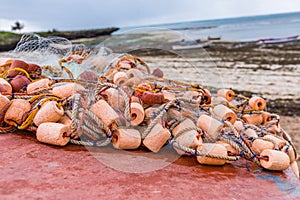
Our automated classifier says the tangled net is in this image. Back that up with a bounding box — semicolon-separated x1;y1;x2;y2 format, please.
0;35;298;178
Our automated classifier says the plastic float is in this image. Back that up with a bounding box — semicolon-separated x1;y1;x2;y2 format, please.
0;43;299;183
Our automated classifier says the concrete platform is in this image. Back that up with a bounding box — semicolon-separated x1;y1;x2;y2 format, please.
0;131;299;199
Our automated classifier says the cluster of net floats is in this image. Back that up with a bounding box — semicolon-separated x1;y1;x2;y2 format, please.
0;51;298;177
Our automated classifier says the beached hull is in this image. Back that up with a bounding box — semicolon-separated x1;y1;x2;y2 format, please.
259;35;299;44
172;42;211;50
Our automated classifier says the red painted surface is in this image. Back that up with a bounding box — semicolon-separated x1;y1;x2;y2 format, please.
0;131;299;199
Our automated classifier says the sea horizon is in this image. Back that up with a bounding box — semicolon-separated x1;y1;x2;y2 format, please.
117;11;300;42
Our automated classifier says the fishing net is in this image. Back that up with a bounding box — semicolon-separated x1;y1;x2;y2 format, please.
0;32;298;176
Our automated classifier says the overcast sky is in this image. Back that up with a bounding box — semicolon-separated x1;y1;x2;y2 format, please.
1;0;300;32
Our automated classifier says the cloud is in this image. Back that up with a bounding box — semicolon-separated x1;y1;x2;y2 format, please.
0;0;300;32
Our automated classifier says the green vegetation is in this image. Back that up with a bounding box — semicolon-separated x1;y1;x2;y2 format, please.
0;31;21;50
0;27;119;52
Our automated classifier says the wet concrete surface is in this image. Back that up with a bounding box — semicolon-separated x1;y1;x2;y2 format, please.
0;131;299;199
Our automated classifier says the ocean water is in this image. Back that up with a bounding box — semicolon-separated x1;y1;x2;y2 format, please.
118;12;300;42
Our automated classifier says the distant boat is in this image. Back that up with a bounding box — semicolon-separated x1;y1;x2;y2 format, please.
208;36;221;40
172;42;211;50
258;35;299;44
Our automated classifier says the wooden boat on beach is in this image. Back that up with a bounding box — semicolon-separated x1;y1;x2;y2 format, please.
258;35;299;44
172;40;212;50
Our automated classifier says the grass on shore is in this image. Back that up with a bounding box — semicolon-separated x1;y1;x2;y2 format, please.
0;31;21;45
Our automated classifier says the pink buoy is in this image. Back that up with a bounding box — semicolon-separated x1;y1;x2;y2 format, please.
130;102;145;126
197;143;228;165
7;60;29;78
27;79;51;94
252;139;274;154
172;118;201;154
0;78;12;94
33;101;64;126
10;75;31;92
90;99;119;128
213;104;237;124
242;114;263;125
52;83;85;98
103;88;125;110
113;71;128;86
216;89;235;102
4;99;31;126
36;122;70;146
143;123;170;152
0;94;10;122
197;114;223;139
260;149;290;171
112;128;141;149
249;96;266;111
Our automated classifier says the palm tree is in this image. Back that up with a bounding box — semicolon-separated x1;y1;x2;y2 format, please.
11;21;24;32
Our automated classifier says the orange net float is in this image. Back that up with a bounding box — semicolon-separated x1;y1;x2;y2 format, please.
102;88;125;110
52;83;85;98
112;128;141;149
27;79;51;94
90;99;120;128
242;113;264;125
197;114;223;139
142;123;171;152
10;75;31;92
260;149;290;171
197;143;228;165
216;89;235;102
134;83;165;106
113;71;128;86
201;88;212;105
213;104;237;125
172;118;201;155
33;101;64;126
4;99;31;127
130;102;145;126
252;139;275;154
7;59;29;78
0;78;12;94
249;96;266;111
36;122;70;146
0;94;10;124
